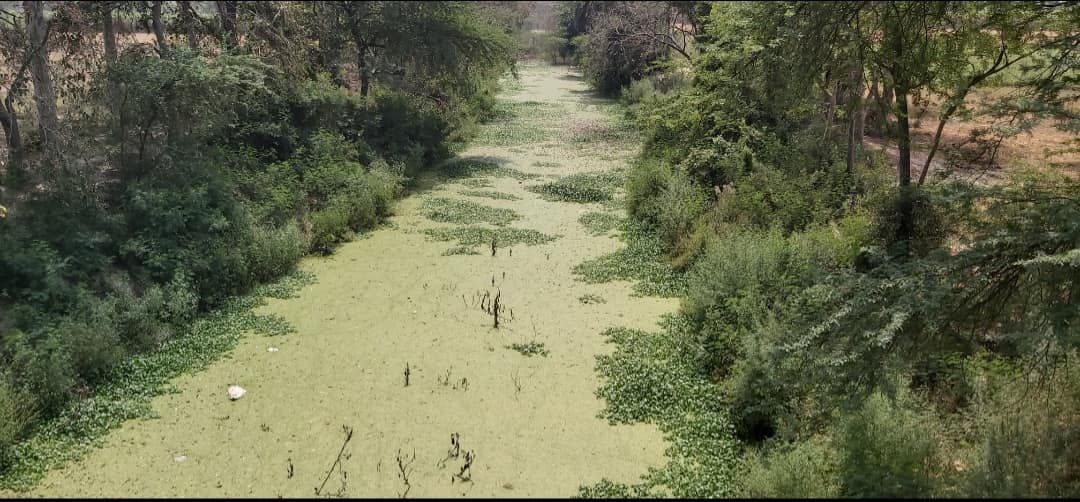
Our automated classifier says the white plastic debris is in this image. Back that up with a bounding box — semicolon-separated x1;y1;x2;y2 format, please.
227;385;247;400
174;455;188;463
267;347;279;353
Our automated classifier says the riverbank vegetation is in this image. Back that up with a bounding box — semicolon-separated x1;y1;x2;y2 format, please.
558;1;1079;497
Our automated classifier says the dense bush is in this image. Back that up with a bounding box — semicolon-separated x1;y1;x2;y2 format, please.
738;436;840;498
598;1;1080;498
837;392;941;497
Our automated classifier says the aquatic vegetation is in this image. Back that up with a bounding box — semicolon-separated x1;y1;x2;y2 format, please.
420;197;521;227
507;341;549;358
422;226;559;249
578;293;607;305
527;170;624;204
461;190;521;201
573;221;686;297
578;212;623;236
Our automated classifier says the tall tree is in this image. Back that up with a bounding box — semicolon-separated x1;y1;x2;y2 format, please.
24;0;58;151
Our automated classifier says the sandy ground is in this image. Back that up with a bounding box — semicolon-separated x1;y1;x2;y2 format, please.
15;62;675;498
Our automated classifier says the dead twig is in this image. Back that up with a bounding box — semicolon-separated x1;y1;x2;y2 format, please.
314;425;354;496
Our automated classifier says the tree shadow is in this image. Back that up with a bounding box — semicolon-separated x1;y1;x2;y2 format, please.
567;88;615;106
403;155;520;197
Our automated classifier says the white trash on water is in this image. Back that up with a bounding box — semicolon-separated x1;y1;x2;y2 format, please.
267;347;279;352
227;385;247;400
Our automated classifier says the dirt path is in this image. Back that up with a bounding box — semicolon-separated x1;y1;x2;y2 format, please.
20;62;674;498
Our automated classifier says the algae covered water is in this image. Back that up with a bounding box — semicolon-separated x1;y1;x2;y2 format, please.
17;62;677;498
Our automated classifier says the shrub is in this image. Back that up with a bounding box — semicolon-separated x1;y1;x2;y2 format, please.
625;160;671;226
739;436;841;498
0;374;37;471
246;223;308;284
959;361;1080;498
652;169;708;249
683;229;822;379
309;202;353;254
836;392;940;498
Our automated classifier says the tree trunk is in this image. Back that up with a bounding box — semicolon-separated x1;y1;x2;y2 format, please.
846;63;864;175
103;4;118;62
895;86;914;249
151;1;168;55
179;1;199;49
25;0;58;150
359;46;370;97
0;101;22;164
824;80;838;128
216;1;239;48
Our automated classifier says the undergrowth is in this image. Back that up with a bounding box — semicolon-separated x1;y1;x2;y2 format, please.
0;271;314;491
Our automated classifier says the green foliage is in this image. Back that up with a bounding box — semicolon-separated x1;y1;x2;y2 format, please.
0;375;36;472
461;190;520;201
472;99;566;146
442;245;482;256
438;156;541;181
420;197;521;227
422;226;559;250
597;0;1080;498
836;392;940;497
527;170;624;203
578;212;623;236
584;315;740;498
738;437;841;498
0;4;513;484
459;177;494;188
0;271;313;491
506;341;549;357
959;361;1080;498
573;221;686;297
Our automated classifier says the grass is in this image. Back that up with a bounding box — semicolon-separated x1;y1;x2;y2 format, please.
422;226;559;249
526;170;625;204
0;270;315;492
461;190;521;201
506;341;549;357
572;221;687;297
420;197;521;227
578;211;623;236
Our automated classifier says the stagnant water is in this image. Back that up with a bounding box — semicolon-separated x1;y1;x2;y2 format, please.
19;62;676;498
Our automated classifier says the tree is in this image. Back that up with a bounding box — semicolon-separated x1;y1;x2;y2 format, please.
853;1;1080;248
24;0;58;151
0;5;28;167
